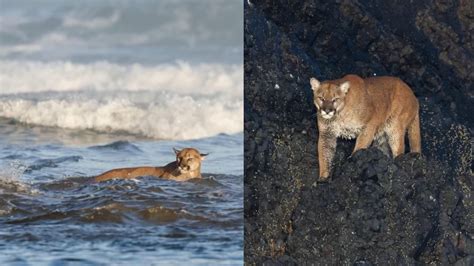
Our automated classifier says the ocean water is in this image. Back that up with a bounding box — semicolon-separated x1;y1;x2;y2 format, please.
0;0;243;265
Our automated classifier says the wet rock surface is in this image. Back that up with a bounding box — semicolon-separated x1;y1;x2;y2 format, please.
244;0;473;264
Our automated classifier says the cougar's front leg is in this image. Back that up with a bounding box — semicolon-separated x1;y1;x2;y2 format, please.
318;131;337;180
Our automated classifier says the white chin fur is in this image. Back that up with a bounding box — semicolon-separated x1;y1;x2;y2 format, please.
321;111;335;119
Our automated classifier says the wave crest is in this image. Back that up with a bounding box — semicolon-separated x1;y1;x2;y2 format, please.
0;60;243;140
0;60;242;96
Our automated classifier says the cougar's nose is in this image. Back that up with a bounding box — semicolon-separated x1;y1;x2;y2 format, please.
322;108;334;114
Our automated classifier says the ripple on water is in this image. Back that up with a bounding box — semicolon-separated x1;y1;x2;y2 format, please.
0;121;243;264
0;174;242;230
88;141;143;153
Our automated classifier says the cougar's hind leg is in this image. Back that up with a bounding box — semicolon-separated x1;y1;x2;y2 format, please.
387;125;406;158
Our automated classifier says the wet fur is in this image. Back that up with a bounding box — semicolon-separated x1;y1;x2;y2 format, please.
94;148;207;182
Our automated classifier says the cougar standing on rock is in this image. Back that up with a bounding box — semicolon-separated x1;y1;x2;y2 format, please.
310;74;421;181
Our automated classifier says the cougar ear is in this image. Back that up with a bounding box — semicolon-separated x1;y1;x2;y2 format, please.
173;147;180;155
340;81;350;94
310;77;321;91
200;153;209;160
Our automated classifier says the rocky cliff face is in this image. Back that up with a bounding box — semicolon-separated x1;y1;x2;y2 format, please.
244;0;473;264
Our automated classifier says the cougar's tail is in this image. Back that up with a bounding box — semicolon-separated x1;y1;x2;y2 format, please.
408;112;421;153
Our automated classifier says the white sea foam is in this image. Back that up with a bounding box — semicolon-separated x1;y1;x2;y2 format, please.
0;60;243;140
0;0;243;140
0;60;242;96
0;160;27;182
0;160;37;196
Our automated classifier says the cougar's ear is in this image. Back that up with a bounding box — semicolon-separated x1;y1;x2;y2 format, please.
340;81;350;94
173;147;180;155
310;77;321;91
200;153;209;160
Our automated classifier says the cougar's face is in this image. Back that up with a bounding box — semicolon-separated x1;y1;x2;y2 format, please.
310;78;350;120
174;148;207;174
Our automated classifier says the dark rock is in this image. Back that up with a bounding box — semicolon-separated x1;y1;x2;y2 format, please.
244;0;473;264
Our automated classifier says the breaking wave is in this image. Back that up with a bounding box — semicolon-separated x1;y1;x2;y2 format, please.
0;60;243;140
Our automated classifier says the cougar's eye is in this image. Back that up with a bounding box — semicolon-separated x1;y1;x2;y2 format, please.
317;97;324;101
